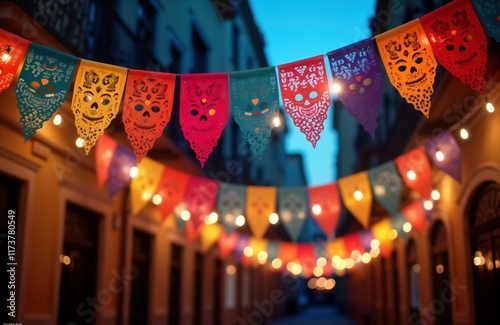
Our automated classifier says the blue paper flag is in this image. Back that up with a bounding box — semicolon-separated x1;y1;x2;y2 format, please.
217;184;246;235
471;0;500;42
368;161;403;215
278;187;308;242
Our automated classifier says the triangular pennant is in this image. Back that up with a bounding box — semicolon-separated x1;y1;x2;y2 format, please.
218;230;238;261
342;233;364;256
308;183;341;238
107;145;136;198
278;55;331;147
338;171;373;228
266;241;280;262
375;19;438;118
326;239;346;259
71;59;127;154
390;212;409;240
180;73;229;167
201;223;223;253
471;0;500;42
184;176;219;233
246;186;276;238
368;161;403;215
122;70;176;162
0;29;29;93
130;157;164;216
278;187;308;242
218;184;246;235
327;39;383;136
156;166;190;221
402;200;427;233
421;0;488;94
95;134;118;189
297;244;316;278
371;219;394;258
395;146;433;199
185;219;203;242
359;229;375;252
15;43;78;141
229;67;280;158
249;237;267;268
425;131;462;183
278;242;297;265
234;233;250;262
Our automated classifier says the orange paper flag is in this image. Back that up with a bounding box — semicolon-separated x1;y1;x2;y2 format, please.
218;230;238;260
245;186;277;238
130;157;164;216
249;237;268;268
326;239;346;259
201;223;223;253
156;166;190;221
371;219;394;258
376;19;438;118
308;183;341;238
338;171;373;228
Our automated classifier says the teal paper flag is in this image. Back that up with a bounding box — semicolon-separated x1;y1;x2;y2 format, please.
15;43;77;141
471;0;500;42
278;187;308;242
217;184;246;234
368;161;403;215
390;212;409;241
266;241;280;261
229;67;279;159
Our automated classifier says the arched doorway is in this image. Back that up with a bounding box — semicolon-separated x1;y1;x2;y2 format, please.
468;182;500;324
430;221;452;324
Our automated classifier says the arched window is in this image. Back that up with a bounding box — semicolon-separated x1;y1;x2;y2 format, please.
406;239;421;320
468;182;500;324
430;220;452;324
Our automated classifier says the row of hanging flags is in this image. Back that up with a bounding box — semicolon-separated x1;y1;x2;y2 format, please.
0;0;498;165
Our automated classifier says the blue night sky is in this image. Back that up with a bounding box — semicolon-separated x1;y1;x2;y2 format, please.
249;0;376;186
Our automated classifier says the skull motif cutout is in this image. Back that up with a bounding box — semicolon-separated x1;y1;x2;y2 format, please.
229;67;279;159
327;39;383;136
71;60;127;154
218;185;246;234
246;186;276;238
123;70;176;162
184;177;219;231
421;0;487;94
156;167;190;221
308;183;341;237
376;20;437;118
278;188;308;242
278;56;331;147
15;44;77;140
368;162;402;215
180;73;229;167
0;29;29;93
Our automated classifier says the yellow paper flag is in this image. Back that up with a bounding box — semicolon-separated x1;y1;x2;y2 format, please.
338;171;373;228
375;19;437;118
71;59;128;154
130;157;164;216
326;239;346;259
249;237;268;268
200;223;223;253
245;186;276;238
371;218;394;258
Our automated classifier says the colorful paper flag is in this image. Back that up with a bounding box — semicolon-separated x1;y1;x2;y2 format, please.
425;130;462;183
246;186;276;238
201;223;223;253
0;29;29;93
130;157;164;216
218;184;246;235
395;146;433;199
338;171;373;228
278;187;308;242
95;134;118;189
402;200;427;233
156;166;190;221
368;161;403;215
184;176;219;233
218;230;238;260
107;144;136;198
471;0;500;42
308;183;341;238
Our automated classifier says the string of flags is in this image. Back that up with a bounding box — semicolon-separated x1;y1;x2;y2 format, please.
0;0;498;276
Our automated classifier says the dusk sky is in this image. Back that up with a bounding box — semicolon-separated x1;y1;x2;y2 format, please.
249;0;376;185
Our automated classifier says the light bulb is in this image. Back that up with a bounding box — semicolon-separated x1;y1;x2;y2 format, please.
423;200;434;211
312;204;322;215
435;150;445;162
180;210;191;221
235;215;245;227
486;102;495;113
129;166;139;178
243;246;253;257
206;212;218;224
431;189;441;201
460;128;469;140
403;222;412;233
152;194;162;205
268;212;279;224
272;115;282;128
1;53;11;63
353;190;363;201
407;170;416;181
75;137;85;148
53;114;62;126
332;82;341;94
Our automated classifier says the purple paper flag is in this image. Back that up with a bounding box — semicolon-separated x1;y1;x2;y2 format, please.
359;229;375;252
108;144;136;197
234;233;250;262
327;39;383;136
425;130;462;183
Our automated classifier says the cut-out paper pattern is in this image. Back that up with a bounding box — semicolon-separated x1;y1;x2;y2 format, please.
471;0;500;42
338;171;373;228
156;166;190;221
107;144;136;198
246;186;276;238
123;70;176;162
71;59;127;154
180;73;229;167
229;67;279;158
15;44;77;141
95;134;118;189
218;231;238;260
201;223;223;253
421;0;488;94
184;176;219;233
327;39;383;136
395;146;432;199
308;183;341;238
278;55;330;147
425;130;462;183
368;161;403;215
376;19;438;118
217;184;246;235
0;29;29;93
278;187;308;242
130;157;164;216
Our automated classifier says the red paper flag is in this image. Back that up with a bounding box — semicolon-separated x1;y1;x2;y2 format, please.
278;56;331;147
122;70;176;162
156;166;190;221
184;176;219;233
0;29;29;93
297;244;316;278
185;219;203;242
395;146;432;199
180;73;229;167
342;233;363;256
421;0;488;94
402;201;427;233
95;134;118;189
308;183;341;238
218;230;238;261
279;242;298;265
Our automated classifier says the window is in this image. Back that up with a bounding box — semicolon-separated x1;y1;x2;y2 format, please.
193;253;204;325
168;244;183;325
58;203;100;325
469;182;500;324
137;0;157;52
430;221;452;324
213;259;223;325
406;239;421;320
129;229;151;324
191;23;209;73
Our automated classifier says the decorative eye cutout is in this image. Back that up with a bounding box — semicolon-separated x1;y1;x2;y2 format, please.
396;59;407;72
295;93;304;101
30;81;40;89
398;65;407;72
309;91;318;99
463;34;472;42
190;109;199;116
446;44;454;51
101;98;110;105
244;104;253;116
135;104;143;111
414;56;424;64
349;83;357;91
151;105;160;113
83;95;93;102
363;78;372;86
46;85;55;93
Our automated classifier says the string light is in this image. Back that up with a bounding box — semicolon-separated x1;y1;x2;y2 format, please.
272;115;282;128
431;189;441;201
423;200;434;211
226;265;236;275
313;266;324;277
406;170;416;181
460;128;469;140
152;194;162;205
235;215;246;227
268;212;279;224
332;82;341;94
403;222;412;233
180;210;191;221
389;229;398;240
312;204;322;215
486;101;495;113
75;137;85;148
353;190;363;201
257;251;268;262
205;212;218;225
435;150;445;162
53;113;62;126
129;166;139;178
271;258;282;269
316;257;327;268
1;46;11;63
243;246;253;257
